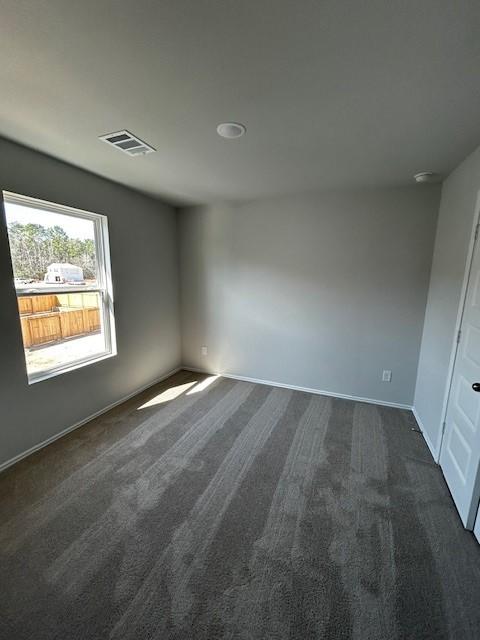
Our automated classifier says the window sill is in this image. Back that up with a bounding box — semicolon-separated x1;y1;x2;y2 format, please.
27;349;116;385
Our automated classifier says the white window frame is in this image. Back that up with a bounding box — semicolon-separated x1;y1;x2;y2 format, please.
2;191;117;384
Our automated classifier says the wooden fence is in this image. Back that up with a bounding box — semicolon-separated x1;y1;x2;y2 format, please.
18;293;101;348
18;295;58;315
18;292;99;315
57;292;100;310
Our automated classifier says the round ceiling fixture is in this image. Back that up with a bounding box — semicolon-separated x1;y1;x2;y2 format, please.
414;171;441;184
216;122;246;139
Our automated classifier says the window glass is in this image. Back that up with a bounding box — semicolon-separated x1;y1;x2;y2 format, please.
3;192;116;382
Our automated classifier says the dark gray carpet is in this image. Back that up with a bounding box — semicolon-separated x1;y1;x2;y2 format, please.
0;370;479;639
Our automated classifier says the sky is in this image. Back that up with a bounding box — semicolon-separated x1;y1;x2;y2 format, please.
4;202;95;240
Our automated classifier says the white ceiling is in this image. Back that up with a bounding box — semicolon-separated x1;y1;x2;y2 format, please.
1;1;479;205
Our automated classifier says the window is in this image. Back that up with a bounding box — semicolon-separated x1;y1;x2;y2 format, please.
2;191;116;383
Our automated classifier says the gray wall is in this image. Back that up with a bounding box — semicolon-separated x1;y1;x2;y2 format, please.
414;144;480;458
0;137;181;467
179;187;440;406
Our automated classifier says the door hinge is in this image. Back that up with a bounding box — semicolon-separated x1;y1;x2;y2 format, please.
475;224;480;241
457;329;462;344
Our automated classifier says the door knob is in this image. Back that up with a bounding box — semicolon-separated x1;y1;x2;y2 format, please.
472;383;480;392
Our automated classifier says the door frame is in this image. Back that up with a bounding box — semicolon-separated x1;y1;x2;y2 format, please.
437;190;480;528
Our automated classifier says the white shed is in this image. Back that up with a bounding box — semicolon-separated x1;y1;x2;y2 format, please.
44;263;84;284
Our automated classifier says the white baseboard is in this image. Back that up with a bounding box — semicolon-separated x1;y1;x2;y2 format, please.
412;406;439;462
184;367;413;410
0;363;416;475
0;366;182;474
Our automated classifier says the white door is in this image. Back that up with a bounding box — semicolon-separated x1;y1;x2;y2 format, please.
474;504;480;543
440;223;480;529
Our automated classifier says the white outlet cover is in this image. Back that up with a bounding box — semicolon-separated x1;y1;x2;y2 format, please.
382;370;392;382
201;346;208;356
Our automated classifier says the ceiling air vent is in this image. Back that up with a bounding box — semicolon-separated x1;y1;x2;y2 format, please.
99;130;156;156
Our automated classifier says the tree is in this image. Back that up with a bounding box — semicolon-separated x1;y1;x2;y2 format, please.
7;222;97;282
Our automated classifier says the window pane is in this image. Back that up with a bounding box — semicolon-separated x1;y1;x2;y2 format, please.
2;192;116;382
18;292;108;378
4;201;98;290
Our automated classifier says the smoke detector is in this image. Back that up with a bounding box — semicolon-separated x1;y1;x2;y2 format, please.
99;130;156;156
414;171;441;184
216;122;246;139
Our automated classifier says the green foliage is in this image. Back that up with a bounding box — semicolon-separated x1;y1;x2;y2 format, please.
7;222;96;281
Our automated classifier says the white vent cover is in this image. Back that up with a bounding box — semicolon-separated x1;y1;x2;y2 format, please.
99;130;156;156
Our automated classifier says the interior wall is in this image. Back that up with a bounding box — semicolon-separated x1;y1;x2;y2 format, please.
179;186;440;407
0;137;181;468
414;144;480;458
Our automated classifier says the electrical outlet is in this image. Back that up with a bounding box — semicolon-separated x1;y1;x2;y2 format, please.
201;345;208;356
382;370;392;382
